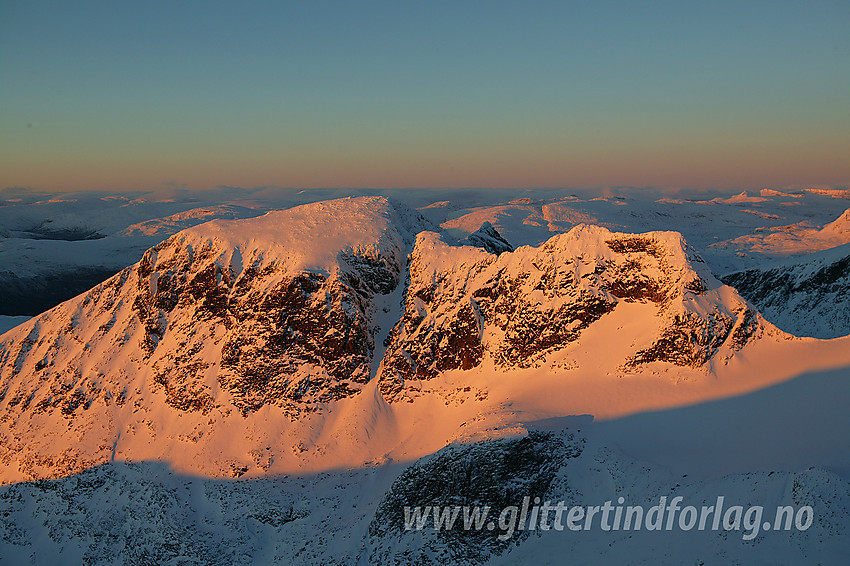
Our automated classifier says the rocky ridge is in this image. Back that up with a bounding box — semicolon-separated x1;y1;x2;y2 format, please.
379;225;764;401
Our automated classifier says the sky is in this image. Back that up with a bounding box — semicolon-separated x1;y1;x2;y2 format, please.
1;0;848;192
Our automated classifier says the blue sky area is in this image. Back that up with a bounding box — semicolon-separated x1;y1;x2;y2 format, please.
1;1;848;190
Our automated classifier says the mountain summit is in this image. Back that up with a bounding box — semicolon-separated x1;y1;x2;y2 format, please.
379;224;762;400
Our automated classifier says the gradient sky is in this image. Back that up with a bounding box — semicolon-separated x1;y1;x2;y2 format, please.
1;0;848;191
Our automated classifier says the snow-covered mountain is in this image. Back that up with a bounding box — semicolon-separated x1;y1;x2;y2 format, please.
722;242;850;338
379;225;762;401
2;194;850;563
3;195;848;485
0;196;435;481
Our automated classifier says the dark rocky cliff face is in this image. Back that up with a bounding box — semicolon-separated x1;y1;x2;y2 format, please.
369;430;582;565
129;231;405;417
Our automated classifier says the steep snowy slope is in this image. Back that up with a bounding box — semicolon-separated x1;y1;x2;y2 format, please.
2;402;849;565
722;243;850;338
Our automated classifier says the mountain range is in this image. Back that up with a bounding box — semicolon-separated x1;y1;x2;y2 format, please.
1;192;849;563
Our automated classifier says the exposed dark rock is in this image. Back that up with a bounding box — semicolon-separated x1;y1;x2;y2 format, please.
369;431;582;565
605;258;668;302
729;307;760;350
493;288;615;367
722;250;850;338
133;234;393;416
627;311;734;368
462;222;514;255
606;235;662;257
218;271;374;415
379;243;631;401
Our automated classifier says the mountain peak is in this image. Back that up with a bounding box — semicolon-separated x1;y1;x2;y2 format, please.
378;224;763;401
173;195;425;275
460;221;514;255
822;208;850;235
